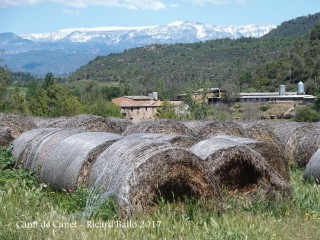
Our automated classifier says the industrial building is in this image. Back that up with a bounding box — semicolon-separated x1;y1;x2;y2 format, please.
239;81;314;104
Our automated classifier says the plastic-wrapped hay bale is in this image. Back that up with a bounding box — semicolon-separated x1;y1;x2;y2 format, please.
196;121;247;140
123;119;194;136
40;132;123;190
0;128;14;146
214;135;290;181
0;113;35;138
303;149;320;182
46;114;132;134
13;128;83;173
13;128;64;168
88;138;221;214
124;133;199;148
294;131;320;167
190;137;291;196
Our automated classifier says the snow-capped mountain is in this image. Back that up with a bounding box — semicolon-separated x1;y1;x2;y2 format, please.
0;21;276;76
20;21;275;44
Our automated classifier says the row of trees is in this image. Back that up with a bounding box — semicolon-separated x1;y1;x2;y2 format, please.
0;70;121;118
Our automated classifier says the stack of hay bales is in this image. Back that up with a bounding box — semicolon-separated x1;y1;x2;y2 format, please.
0;113;35;139
124;119;194;136
40;132;123;190
190;136;291;196
303;149;320;182
88;138;221;214
34;114;132;134
13;129;221;214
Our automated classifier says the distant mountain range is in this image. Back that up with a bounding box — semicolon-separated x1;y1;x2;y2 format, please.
0;21;275;76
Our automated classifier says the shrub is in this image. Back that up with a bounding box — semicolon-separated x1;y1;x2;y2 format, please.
294;106;320;122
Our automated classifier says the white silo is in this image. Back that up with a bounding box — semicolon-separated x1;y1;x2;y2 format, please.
279;85;286;96
297;81;305;95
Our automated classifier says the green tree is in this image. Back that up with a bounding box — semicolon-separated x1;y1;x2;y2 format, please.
156;100;177;119
42;72;55;90
85;95;121;117
310;23;320;41
0;67;10;111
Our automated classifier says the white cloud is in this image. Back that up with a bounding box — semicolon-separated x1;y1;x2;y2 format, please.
0;0;42;8
0;0;167;10
62;8;80;15
188;0;250;5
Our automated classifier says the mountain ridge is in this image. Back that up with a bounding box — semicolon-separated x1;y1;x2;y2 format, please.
19;21;275;43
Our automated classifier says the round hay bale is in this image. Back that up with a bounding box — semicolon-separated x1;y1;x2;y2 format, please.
47;114;132;134
190;137;291;196
88;138;221;214
196;121;247;140
124;133;199;148
123;119;193;136
13;128;63;168
303;149;320;182
267;121;303;146
0;114;35;138
241;122;285;150
214;135;290;181
40;132;123;190
180;120;213;136
13;128;83;173
294;131;320;167
0;128;14;146
284;123;318;164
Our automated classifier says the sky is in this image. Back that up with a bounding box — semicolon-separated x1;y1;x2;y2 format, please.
0;0;319;34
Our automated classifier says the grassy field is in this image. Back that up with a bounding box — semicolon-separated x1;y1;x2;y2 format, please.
1;147;319;240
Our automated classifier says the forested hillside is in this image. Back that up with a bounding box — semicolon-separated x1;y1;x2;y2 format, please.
69;12;320;99
69;37;295;98
263;12;320;39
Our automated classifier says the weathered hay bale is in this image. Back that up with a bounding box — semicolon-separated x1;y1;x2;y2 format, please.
284;123;318;163
303;149;320;182
13;128;83;173
88;138;221;214
0;128;14;146
214;135;290;181
196;121;247;140
239;121;285;150
0;113;35;138
267;121;303;146
40;132;123;190
123;119;194;136
13;128;62;168
46;114;132;134
294;131;320;167
190;137;291;196
180;120;213;136
124;133;199;148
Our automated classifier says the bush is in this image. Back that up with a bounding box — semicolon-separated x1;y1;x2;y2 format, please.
294;106;320;122
259;104;271;112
